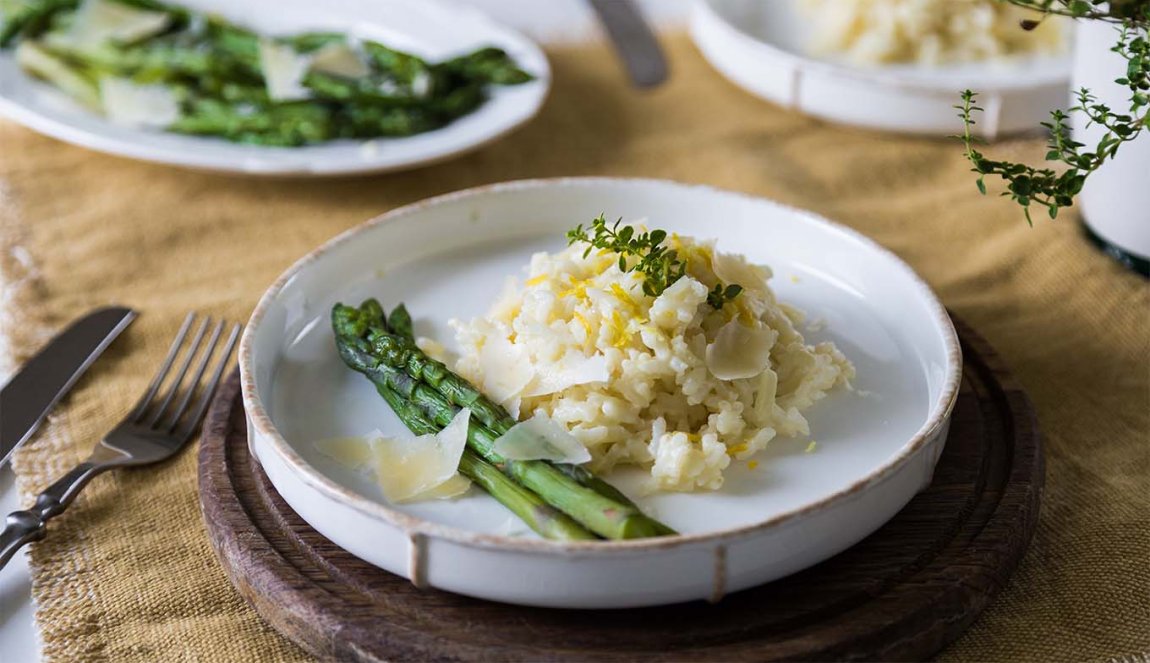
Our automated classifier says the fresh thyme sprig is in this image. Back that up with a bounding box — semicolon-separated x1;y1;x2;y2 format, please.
955;3;1149;224
1003;0;1147;23
566;215;743;308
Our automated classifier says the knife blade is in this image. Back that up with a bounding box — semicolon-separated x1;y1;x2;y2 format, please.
587;0;668;89
0;306;137;466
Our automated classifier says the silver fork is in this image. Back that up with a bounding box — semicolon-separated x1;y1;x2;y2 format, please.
0;313;240;569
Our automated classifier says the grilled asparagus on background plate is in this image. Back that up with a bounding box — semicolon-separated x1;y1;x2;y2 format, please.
1;0;533;145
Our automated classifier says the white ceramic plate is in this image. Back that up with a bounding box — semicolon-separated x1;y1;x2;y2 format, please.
0;0;549;176
239;178;962;608
690;0;1071;138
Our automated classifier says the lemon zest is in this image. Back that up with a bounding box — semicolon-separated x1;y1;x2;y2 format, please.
728;442;749;456
608;282;643;316
572;310;592;337
559;280;590;303
609;310;633;348
525;274;548;286
748;460;759;470
805;440;817;453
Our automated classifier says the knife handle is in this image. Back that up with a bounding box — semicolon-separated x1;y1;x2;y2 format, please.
0;462;104;570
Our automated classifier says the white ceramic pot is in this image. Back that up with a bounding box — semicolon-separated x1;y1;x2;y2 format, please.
1072;18;1150;273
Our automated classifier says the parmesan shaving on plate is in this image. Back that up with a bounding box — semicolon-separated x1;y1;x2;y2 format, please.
258;39;312;101
314;408;472;503
493;414;593;464
799;0;1067;66
465;324;533;417
451;231;855;493
98;77;181;128
309;42;370;79
705;318;776;380
67;0;172;49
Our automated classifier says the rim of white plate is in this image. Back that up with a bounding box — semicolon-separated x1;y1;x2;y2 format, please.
692;0;1070;93
238;177;963;555
0;0;550;176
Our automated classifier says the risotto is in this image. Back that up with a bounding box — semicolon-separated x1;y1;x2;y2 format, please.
449;231;854;493
799;0;1067;66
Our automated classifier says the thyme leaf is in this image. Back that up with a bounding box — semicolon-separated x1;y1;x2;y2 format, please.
566;215;743;308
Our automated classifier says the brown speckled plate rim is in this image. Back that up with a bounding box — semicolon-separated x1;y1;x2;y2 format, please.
237;177;963;556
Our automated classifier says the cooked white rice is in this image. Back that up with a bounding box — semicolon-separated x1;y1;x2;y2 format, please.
450;233;854;492
800;0;1067;66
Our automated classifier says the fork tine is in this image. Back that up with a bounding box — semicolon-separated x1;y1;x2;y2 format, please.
177;323;241;441
162;319;225;432
130;313;196;421
147;316;211;427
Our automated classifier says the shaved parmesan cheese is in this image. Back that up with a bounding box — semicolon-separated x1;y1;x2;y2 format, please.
309;42;369;79
68;0;172;48
372;408;470;503
411;70;432;98
414;473;472;500
494;414;592;464
750;368;779;426
705;319;777;380
415;336;449;363
523;353;609;397
314;434;375;470
99;77;180;128
712;251;771;297
314;421;471;502
475;331;533;417
258;39;312;101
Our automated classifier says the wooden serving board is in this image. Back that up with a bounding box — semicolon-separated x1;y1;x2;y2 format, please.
198;320;1043;661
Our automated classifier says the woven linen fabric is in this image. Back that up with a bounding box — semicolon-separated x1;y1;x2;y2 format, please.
1;33;1147;662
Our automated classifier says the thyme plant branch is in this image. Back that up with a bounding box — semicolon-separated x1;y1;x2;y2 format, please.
955;3;1148;224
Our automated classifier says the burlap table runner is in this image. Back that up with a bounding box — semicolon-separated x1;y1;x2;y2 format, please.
1;33;1147;662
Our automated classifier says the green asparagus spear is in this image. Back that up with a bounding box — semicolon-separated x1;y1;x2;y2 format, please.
374;383;596;541
0;0;75;47
378;300;663;523
364;300;597;540
14;40;100;108
333;303;673;540
355;299;674;531
438;46;533;85
169;98;334;146
387;303;413;340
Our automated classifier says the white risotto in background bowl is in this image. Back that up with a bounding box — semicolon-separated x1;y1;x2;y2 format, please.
449;230;854;492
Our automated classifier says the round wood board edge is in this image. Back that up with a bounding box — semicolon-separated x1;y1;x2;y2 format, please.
197;317;1044;661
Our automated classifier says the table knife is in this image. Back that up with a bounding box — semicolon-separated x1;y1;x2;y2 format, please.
587;0;668;88
0;307;137;466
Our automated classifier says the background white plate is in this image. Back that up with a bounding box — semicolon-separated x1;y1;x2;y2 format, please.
691;0;1072;138
0;0;550;175
240;178;962;608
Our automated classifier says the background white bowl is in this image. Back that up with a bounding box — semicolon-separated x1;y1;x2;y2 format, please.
239;178;962;608
0;0;550;175
690;0;1071;138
